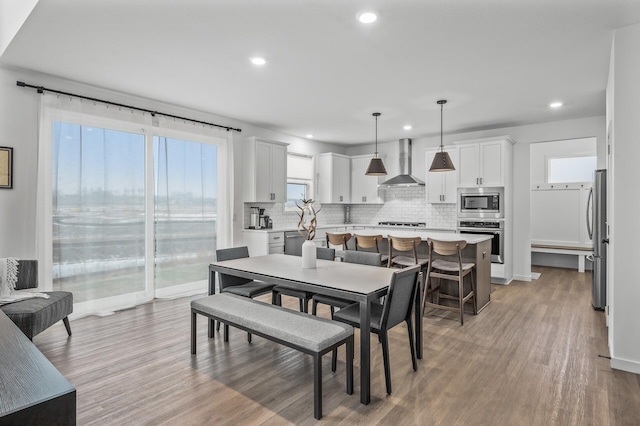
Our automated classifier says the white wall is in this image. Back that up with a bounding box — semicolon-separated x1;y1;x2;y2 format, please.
347;116;606;281
0;66;345;257
608;23;640;374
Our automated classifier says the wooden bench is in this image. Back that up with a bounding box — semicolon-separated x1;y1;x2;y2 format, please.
531;244;592;273
191;293;354;420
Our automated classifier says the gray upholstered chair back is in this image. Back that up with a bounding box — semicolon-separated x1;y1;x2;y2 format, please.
316;247;335;261
215;247;252;290
380;265;420;330
343;251;382;267
16;260;38;290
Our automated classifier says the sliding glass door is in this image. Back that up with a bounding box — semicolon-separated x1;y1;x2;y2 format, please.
52;122;146;304
153;136;217;296
50;119;220;311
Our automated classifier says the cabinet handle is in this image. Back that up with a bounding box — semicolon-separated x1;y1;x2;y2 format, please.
480;177;483;185
273;236;281;240
363;196;366;202
476;178;479;185
340;195;343;202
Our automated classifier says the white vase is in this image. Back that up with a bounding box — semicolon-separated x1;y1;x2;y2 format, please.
301;240;317;269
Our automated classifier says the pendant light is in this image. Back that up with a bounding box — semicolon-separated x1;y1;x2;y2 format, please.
429;100;456;172
366;112;387;176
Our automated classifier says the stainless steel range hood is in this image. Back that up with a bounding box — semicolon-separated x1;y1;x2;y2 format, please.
378;138;425;187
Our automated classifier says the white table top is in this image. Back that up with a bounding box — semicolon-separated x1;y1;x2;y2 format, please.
211;254;400;296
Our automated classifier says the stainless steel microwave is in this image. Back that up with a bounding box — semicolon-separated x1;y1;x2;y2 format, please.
458;188;504;218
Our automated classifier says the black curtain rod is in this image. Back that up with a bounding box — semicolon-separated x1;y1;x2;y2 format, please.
16;81;241;133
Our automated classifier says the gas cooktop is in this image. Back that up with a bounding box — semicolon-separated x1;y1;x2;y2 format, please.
377;221;426;227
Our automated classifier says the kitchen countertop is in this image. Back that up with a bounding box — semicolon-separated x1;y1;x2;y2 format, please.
352;228;492;244
243;223;458;233
241;224;492;243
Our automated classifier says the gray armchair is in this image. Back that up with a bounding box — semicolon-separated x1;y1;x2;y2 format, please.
0;260;73;340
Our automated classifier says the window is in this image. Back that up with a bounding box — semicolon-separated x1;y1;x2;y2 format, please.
547;156;597;183
285;154;313;210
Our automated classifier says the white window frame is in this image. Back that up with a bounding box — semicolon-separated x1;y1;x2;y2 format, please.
546;154;597;184
284;153;314;213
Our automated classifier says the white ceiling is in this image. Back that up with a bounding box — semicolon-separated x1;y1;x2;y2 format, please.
2;0;640;144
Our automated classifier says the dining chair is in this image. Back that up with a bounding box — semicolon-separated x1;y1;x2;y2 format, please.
331;265;421;395
423;238;477;325
326;232;352;260
215;246;276;341
312;250;382;318
312;250;383;371
354;234;389;266
273;247;336;313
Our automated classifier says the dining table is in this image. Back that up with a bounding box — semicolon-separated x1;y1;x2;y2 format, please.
208;253;423;405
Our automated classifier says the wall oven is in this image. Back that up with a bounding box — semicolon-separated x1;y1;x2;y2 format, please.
458;220;504;264
458;188;504;218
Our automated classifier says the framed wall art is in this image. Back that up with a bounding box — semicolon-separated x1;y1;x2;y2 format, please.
0;146;13;189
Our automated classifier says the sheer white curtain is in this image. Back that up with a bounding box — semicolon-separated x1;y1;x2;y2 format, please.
36;94;232;316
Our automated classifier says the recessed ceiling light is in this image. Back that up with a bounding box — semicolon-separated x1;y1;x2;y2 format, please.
250;57;266;66
549;101;563;108
306;134;314;138
403;125;412;130
357;11;377;24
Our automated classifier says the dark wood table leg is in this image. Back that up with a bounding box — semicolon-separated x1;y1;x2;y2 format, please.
208;266;216;338
360;298;371;405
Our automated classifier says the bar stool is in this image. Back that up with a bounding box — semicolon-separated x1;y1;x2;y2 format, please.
387;235;428;270
422;238;476;325
326;232;352;260
388;235;429;299
354;234;389;266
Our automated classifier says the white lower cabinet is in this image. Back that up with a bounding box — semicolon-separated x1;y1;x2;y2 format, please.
243;231;284;256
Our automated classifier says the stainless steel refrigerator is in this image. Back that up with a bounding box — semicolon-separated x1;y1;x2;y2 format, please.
587;169;607;310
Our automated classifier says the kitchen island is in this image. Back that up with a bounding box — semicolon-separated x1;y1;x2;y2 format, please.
243;225;492;312
353;229;493;312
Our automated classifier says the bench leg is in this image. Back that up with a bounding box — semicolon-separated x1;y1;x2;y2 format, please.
62;317;72;336
313;353;322;420
224;324;229;342
346;337;354;395
191;312;197;354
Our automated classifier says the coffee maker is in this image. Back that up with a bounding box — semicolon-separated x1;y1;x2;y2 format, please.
258;208;266;228
249;207;260;229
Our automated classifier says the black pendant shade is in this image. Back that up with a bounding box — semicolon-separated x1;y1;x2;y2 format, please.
429;151;456;172
366;157;387;175
429;99;456;172
366;112;387;176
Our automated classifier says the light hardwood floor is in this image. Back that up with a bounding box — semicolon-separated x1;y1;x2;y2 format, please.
35;266;640;425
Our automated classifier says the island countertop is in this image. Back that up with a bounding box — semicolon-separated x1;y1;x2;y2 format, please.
351;228;493;244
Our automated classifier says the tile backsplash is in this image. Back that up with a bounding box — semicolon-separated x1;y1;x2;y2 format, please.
243;186;457;229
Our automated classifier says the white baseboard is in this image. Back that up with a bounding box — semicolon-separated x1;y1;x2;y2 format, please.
512;274;532;282
611;356;640;375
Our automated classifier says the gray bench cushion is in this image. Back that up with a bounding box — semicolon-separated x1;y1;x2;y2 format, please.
1;291;73;339
192;293;353;352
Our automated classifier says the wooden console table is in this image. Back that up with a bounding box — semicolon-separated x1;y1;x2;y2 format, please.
0;310;76;425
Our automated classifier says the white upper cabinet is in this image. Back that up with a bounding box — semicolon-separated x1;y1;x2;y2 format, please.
243;137;288;202
425;147;458;203
350;155;383;204
455;137;514;187
315;153;350;204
